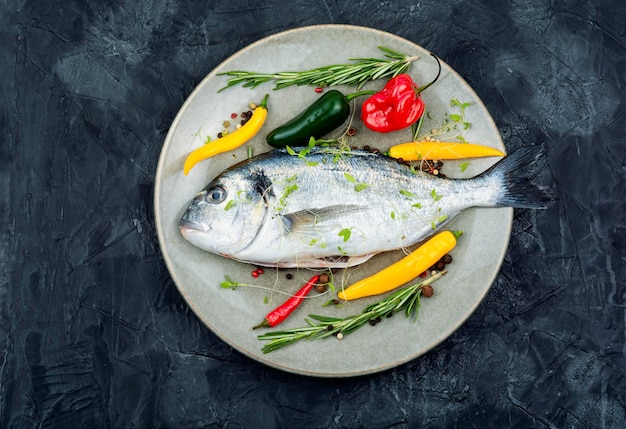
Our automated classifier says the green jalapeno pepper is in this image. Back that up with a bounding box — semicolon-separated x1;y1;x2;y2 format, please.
266;89;373;148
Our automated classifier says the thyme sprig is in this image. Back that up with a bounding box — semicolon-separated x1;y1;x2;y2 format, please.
412;98;473;142
257;271;446;353
218;46;418;92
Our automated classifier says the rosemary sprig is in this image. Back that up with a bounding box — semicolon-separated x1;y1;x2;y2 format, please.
218;46;418;92
257;271;446;353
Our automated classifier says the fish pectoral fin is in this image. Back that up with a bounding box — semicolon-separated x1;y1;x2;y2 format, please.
281;205;366;236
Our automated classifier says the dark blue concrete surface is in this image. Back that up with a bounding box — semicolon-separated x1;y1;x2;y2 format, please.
2;1;625;427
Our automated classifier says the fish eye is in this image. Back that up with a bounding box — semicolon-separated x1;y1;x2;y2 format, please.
206;186;227;204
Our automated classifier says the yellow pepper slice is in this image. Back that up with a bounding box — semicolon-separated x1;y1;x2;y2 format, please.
338;230;462;301
387;141;505;161
183;94;269;175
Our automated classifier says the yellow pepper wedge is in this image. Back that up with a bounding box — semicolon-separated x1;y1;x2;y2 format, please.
338;230;462;301
387;141;505;161
183;94;269;175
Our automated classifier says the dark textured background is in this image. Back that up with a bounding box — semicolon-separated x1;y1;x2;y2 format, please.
2;0;625;427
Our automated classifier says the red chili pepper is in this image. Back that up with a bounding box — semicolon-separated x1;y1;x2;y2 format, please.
361;54;441;133
252;275;320;329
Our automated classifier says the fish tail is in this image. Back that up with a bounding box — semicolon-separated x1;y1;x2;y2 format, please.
483;147;549;209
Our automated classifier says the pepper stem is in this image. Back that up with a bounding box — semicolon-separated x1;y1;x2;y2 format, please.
345;90;376;102
414;54;442;96
258;93;269;109
451;230;464;240
252;319;270;330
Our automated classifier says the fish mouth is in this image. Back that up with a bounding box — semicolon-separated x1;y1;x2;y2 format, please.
180;219;208;235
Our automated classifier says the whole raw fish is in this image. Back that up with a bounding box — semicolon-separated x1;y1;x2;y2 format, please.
180;146;545;268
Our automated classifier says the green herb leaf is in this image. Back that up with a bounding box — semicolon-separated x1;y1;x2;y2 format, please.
450;98;463;108
459;162;469;172
430;189;443;202
338;228;352;242
221;276;239;289
354;183;368;192
400;189;415;198
344;172;356;183
224;200;236;211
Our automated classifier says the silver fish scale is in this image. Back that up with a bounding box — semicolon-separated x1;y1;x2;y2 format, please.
216;147;497;267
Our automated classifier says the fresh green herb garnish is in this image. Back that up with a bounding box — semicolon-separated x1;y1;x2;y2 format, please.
412;98;473;142
286;139;320;166
276;175;298;212
217;46;418;92
338;228;352;242
344;172;368;192
430;189;443;202
257;271;446;353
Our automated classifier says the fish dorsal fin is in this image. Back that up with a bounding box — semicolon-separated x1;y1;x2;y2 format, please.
281;205;365;236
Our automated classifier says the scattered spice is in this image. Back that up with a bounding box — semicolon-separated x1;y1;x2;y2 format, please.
315;283;328;293
421;285;434;297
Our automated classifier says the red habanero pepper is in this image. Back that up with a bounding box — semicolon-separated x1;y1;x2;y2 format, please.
361;54;442;133
252;275;320;329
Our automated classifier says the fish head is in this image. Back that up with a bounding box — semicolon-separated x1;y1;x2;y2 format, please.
179;170;268;256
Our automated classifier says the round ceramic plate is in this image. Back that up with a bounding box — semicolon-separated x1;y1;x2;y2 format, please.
155;25;511;377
